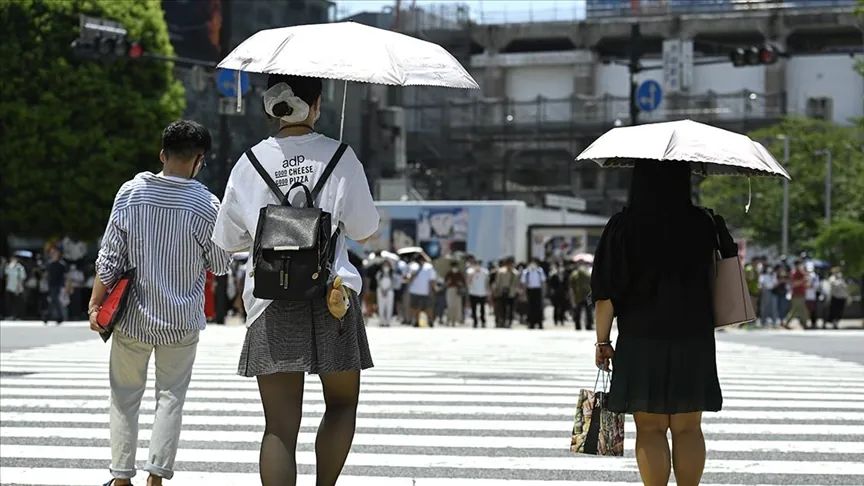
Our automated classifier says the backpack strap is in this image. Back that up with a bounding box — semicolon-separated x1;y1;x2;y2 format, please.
311;143;348;203
246;149;285;204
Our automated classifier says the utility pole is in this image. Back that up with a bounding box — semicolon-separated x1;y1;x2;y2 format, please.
214;0;232;326
628;23;642;126
216;0;233;200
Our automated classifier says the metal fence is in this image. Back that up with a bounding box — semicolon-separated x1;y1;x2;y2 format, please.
405;90;786;133
467;0;857;25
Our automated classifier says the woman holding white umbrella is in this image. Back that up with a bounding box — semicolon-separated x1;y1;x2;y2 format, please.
591;161;736;486
213;21;477;485
580;120;788;486
212;74;380;486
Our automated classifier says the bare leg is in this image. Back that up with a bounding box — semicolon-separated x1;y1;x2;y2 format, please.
670;412;706;486
633;412;672;486
315;370;361;486
256;372;305;486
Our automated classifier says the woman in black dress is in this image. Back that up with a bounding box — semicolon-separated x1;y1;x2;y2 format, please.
591;161;737;486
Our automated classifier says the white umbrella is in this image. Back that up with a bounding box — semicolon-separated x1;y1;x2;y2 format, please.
576;120;791;180
396;246;425;256
379;250;401;262
218;22;479;139
571;253;594;264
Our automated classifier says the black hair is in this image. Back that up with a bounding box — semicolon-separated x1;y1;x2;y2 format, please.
627;160;693;214
266;74;323;118
162;120;212;160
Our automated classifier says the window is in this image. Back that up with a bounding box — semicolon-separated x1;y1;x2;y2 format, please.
805;97;833;121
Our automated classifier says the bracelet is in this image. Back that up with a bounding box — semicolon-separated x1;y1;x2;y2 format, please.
595;341;612;347
87;306;101;316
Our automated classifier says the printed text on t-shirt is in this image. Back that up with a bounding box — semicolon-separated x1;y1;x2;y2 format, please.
275;155;312;186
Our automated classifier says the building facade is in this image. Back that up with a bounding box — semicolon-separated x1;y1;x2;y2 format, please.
397;0;862;214
162;0;338;197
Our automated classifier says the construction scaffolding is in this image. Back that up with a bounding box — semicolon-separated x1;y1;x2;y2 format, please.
401;88;786;208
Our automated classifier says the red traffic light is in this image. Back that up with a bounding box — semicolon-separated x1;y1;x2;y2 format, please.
127;42;144;59
730;45;780;67
758;46;777;65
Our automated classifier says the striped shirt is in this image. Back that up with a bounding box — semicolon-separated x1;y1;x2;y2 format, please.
96;172;232;345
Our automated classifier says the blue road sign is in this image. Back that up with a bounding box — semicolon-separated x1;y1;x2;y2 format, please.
636;80;663;113
216;69;250;98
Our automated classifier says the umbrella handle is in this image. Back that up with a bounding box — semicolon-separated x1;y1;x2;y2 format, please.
339;80;347;141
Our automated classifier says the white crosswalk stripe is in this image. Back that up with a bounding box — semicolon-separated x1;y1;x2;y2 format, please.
1;326;863;485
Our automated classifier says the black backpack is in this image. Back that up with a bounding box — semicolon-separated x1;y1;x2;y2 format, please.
246;143;348;301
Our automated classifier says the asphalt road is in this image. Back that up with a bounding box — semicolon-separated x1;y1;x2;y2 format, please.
1;321;863;485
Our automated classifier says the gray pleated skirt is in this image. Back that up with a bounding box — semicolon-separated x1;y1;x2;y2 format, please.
237;290;374;376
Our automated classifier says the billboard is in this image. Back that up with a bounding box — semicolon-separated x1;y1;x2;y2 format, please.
348;203;520;263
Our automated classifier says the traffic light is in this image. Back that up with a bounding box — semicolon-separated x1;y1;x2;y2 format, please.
72;38;144;61
71;15;144;62
730;45;779;67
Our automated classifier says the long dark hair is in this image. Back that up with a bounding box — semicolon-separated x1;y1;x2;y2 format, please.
626;160;693;214
614;160;715;294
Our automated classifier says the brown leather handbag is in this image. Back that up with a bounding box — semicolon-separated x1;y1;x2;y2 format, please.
706;212;757;329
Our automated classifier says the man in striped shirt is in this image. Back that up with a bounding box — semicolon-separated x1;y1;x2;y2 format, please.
88;120;232;486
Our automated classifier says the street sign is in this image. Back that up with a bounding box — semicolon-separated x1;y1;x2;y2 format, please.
216;69;250;98
680;40;694;90
544;193;587;212
636;80;663;113
662;39;681;93
662;39;694;93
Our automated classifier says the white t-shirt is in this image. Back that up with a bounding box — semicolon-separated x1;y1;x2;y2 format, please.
407;261;437;296
521;266;546;288
466;266;489;297
212;133;379;327
377;271;394;293
759;273;776;291
805;273;819;301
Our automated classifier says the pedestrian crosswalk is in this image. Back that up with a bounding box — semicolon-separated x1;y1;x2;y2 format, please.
1;326;864;485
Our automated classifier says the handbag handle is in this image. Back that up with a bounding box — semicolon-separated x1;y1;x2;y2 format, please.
284;181;313;207
593;367;611;393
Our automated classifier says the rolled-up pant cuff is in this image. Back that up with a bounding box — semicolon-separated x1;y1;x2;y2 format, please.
144;463;174;480
110;467;136;479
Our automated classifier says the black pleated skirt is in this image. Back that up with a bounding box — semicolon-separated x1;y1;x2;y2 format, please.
607;334;723;415
237;290;374;377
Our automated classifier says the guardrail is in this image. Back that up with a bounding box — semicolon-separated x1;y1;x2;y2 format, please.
405;91;786;132
468;0;858;25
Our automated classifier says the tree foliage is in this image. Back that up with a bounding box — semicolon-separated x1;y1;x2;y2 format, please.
700;117;863;250
813;220;864;276
0;0;185;240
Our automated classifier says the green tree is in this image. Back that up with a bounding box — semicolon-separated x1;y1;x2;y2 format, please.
0;0;185;241
813;220;864;276
700;117;862;250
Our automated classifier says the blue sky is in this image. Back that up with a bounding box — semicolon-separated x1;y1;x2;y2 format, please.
335;0;586;24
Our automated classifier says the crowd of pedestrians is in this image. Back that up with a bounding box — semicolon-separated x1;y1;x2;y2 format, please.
744;256;852;329
363;253;596;330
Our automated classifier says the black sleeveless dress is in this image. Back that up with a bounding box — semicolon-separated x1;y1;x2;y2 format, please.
591;207;735;415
